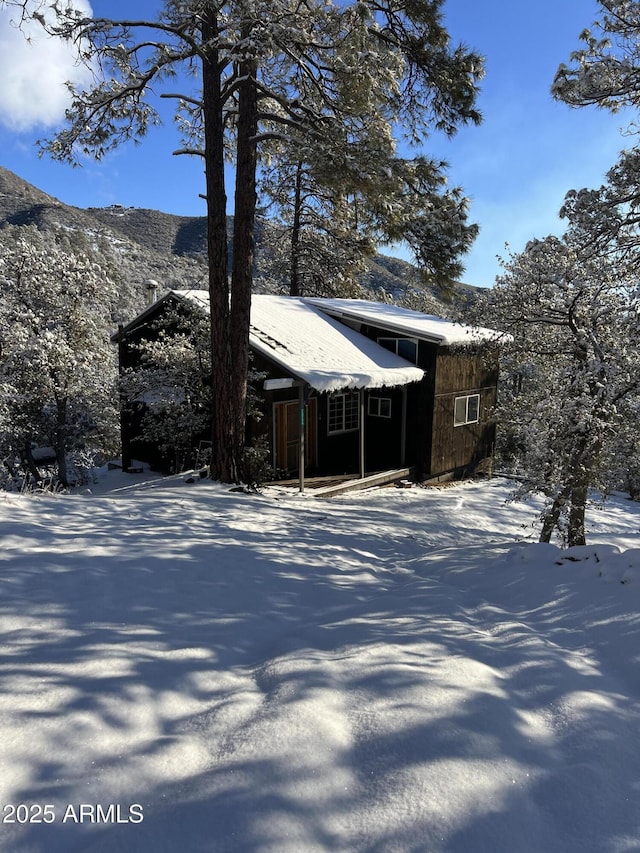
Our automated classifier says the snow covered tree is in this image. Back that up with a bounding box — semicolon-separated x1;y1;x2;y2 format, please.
553;1;640;117
476;10;640;543
4;0;482;483
556;146;640;263
0;225;120;487
260;147;477;298
602;391;640;500
119;300;267;476
551;2;640;288
480;222;640;547
119;304;213;473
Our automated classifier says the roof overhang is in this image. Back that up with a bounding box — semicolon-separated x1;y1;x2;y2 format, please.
248;296;424;392
305;297;502;347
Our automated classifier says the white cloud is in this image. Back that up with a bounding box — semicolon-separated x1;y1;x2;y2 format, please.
0;2;94;131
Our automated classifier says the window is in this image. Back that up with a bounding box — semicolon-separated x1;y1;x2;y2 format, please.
368;397;392;418
378;337;418;364
454;394;480;426
328;392;360;434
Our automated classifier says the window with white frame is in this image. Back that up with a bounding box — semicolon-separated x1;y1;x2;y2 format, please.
328;392;360;434
454;394;480;426
368;396;392;418
377;336;418;364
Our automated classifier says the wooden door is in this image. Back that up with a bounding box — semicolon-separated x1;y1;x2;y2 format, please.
275;399;317;472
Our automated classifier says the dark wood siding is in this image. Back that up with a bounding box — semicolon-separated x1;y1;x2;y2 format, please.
433;346;499;396
430;387;497;477
365;388;404;471
316;393;361;474
405;367;435;476
429;346;498;478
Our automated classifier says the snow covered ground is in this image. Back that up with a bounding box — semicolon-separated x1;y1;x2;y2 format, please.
1;474;640;852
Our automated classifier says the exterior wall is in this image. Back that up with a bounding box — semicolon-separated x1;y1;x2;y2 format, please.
316;394;361;475
411;341;438;475
405;368;435;476
314;319;499;480
315;388;407;476
433;347;498;395
364;387;404;471
428;346;498;479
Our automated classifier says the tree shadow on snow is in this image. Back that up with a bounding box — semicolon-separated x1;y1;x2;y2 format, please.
1;484;640;852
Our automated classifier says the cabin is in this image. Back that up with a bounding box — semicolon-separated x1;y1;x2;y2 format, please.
114;291;501;484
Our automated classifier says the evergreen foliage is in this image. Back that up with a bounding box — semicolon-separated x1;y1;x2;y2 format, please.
553;0;640;117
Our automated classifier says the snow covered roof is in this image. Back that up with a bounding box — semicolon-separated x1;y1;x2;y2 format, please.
305;297;500;347
172;289;209;312
171;291;424;393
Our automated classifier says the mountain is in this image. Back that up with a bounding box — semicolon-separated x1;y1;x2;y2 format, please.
86;203;209;259
0;166;472;315
0;167;208;314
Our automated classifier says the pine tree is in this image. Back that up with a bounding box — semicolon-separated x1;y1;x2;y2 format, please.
259;154;374;298
548;1;640;533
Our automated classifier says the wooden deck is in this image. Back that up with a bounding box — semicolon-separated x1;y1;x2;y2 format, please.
266;468;415;497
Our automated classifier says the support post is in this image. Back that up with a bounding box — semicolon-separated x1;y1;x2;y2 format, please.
359;388;365;479
299;382;306;494
401;386;407;466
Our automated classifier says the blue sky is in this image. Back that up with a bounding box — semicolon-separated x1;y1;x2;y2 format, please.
0;0;629;288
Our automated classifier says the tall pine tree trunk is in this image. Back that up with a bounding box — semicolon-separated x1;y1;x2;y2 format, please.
201;11;233;482
229;44;259;482
289;160;303;296
201;10;258;484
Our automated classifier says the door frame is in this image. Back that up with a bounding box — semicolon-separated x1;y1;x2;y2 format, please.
273;397;317;472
